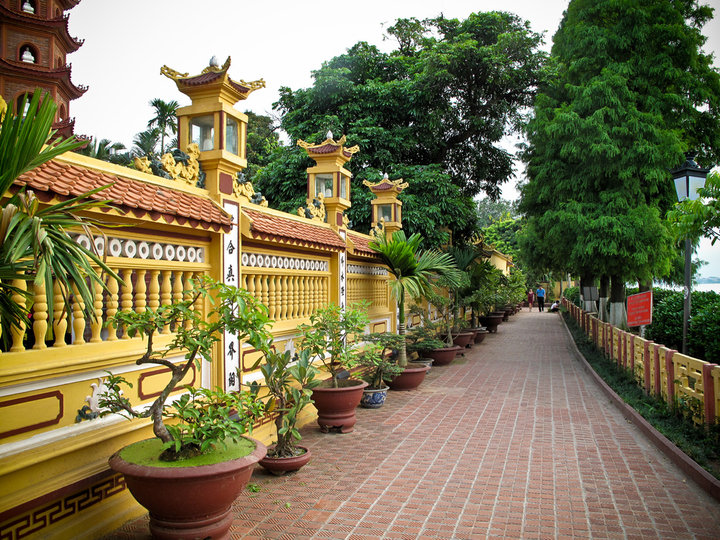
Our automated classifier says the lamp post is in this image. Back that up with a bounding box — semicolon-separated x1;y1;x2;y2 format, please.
671;153;709;355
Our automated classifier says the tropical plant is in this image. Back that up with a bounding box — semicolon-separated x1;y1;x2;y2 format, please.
297;302;370;387
147;98;179;154
370;230;461;366
131;127;160;158
0;91;118;344
251;348;321;459
99;277;270;461
358;332;406;389
76;137;129;164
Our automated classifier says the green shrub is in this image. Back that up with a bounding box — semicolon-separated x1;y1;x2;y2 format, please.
562;286;580;307
646;290;720;361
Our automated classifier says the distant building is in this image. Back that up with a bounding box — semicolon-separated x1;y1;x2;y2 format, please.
0;0;86;137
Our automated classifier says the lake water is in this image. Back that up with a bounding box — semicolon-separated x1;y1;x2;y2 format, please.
659;283;720;294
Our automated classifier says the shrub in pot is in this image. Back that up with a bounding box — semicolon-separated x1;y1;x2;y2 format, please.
100;277;270;539
297;302;370;433
357;334;405;407
252;349;321;475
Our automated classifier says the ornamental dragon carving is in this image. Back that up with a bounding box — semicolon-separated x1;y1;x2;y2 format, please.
298;193;326;222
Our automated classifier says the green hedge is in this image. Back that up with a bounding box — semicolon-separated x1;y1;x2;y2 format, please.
645;290;720;362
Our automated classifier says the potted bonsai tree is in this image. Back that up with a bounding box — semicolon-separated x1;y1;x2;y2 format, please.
369;230;460;388
297;302;370;433
100;276;270;539
423;287;463;365
357;333;405;403
252;348;321;475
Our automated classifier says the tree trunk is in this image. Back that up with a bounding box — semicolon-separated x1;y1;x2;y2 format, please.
598;275;609;322
397;288;407;368
608;275;626;327
580;275;597;313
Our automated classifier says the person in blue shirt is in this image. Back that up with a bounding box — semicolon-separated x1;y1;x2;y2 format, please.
536;286;546;312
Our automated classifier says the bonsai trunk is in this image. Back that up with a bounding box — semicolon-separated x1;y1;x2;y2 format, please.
272;398;293;457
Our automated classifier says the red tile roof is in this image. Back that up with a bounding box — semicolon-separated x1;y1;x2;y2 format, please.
348;232;377;257
243;208;346;251
16;159;233;231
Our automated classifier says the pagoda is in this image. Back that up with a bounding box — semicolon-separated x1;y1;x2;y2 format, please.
0;0;87;137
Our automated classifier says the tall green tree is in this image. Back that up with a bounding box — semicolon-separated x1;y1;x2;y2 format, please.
132;127;160;158
519;0;720;324
476;197;519;228
147;98;179;154
255;12;546;247
244;111;280;183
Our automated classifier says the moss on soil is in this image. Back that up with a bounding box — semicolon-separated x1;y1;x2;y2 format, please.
119;437;255;468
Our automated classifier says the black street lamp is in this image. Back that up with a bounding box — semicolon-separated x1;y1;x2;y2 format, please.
671;153;710;355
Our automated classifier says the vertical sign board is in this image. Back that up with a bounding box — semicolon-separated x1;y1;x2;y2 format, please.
223;201;240;391
627;291;653;327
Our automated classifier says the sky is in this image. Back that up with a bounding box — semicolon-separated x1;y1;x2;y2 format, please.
66;0;720;278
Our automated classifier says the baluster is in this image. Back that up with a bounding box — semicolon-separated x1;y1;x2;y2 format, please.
120;268;134;339
148;270;160;312
172;271;184;333
184;272;195;330
267;275;276;320
246;272;256;299
10;280;27;352
297;276;305;319
32;282;48;350
53;281;68;347
71;284;86;345
106;272;119;341
135;269;147;314
89;280;103;343
308;276;315;315
287;276;295;319
302;276;310;318
278;275;286;321
260;274;269;309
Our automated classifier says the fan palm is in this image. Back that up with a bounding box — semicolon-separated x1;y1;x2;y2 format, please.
369;230;461;367
147;98;179;154
0;91;119;346
132;128;160;158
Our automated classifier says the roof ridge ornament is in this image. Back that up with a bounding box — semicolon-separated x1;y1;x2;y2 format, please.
160;57;266;94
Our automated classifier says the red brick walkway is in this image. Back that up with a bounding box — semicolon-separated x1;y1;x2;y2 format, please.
106;311;720;539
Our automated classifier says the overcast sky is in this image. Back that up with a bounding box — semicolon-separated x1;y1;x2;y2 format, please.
66;0;720;278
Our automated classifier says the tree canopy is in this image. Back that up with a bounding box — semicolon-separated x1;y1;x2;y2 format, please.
519;0;720;294
254;11;547;247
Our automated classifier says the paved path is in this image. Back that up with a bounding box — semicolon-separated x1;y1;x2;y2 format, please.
107;311;720;539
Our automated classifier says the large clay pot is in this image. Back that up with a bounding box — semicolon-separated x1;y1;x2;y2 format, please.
360;385;389;408
109;437;266;540
425;346;461;366
388;365;430;391
311;379;368;433
452;331;475;348
259;445;311;476
479;314;503;333
473;329;488;344
409;357;434;373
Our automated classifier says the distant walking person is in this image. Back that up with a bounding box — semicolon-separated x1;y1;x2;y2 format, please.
536;285;546;312
527;289;535;311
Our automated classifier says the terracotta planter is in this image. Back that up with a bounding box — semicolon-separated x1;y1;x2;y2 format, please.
409;357;434;372
473;329;488;344
425;345;461;366
388;365;429;391
259;445;311;476
479;314;503;333
311;379;368;433
452;331;475;348
109;437;266;540
360;385;389;408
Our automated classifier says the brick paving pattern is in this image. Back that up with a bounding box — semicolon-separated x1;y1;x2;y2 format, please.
106;311;720;539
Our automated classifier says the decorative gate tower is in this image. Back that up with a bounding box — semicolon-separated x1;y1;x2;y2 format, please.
0;0;86;136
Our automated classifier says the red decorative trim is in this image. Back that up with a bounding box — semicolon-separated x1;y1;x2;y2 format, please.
219;172;233;195
0;391;63;440
665;350;676;406
644;341;653;393
0;470;125;539
653;344;661;398
703;363;718;426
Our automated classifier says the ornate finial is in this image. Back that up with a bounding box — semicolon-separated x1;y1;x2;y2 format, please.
327;130;333;140
383;172;389;179
209;56;220;68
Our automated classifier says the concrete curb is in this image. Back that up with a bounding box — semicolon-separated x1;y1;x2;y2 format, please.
559;313;720;503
